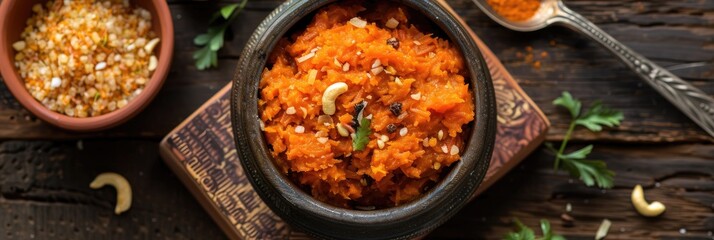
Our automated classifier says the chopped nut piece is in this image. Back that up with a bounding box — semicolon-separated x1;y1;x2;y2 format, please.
337;123;350;137
349;17;367;28
441;145;448;153
385;18;399;29
385;66;397;75
148;55;158;71
410;92;422;100
413;40;421;46
342;62;350;72
307;69;318;85
12;41;26;51
433;162;441;170
295;125;305;133
377;140;385;149
286;106;297;115
317;137;329;144
371;66;383;75
394;77;403;86
297;52;315;63
144;37;160;53
372;59;382;69
380;135;389;142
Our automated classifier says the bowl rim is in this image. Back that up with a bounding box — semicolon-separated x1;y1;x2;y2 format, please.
0;0;174;131
231;0;497;239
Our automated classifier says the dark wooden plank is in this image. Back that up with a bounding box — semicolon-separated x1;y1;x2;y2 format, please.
0;140;227;239
429;144;714;239
446;0;714;143
0;0;712;142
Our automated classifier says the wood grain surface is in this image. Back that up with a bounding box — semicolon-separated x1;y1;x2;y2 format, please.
1;0;713;239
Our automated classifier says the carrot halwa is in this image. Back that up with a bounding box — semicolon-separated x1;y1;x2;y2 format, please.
259;1;475;209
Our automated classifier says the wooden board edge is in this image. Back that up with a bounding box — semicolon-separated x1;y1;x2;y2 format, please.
159;139;243;240
475;124;548;195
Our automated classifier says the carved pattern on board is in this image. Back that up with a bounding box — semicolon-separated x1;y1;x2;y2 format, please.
162;60;548;238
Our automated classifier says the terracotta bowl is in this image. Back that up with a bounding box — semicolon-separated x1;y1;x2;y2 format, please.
0;0;173;131
231;0;497;239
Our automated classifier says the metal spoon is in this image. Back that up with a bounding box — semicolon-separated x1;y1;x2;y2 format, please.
472;0;714;138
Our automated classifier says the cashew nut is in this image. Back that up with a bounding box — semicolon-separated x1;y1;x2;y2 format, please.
90;172;132;215
322;82;348;115
144;37;161;53
631;184;665;217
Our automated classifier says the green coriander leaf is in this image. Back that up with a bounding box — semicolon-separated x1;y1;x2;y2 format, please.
193;33;211;46
560;145;593;160
540;219;552;239
575;101;624;132
193;46;213;70
352;118;371;151
220;4;240;19
209;31;225;51
551;236;567;240
553;91;581;119
562;158;614;188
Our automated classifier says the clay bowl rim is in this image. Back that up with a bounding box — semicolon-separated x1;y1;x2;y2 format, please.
231;0;497;239
0;0;174;132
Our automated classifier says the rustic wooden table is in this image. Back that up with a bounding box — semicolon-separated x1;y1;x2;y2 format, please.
1;0;713;239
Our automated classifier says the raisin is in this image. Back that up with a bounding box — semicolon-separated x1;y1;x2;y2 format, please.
354;101;366;114
386;124;397;133
389;102;402;116
387;37;399;49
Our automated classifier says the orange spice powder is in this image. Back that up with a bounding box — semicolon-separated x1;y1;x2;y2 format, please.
486;0;540;22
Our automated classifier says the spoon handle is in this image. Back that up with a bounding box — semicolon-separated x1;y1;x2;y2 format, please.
549;3;714;138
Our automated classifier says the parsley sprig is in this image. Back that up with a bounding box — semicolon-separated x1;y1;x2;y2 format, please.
546;92;623;188
504;219;565;240
353;118;371;151
193;0;248;70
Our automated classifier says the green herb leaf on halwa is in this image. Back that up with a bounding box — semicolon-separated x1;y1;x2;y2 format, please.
353;118;371;151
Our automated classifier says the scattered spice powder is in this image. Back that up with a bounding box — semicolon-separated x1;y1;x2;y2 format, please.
486;0;541;22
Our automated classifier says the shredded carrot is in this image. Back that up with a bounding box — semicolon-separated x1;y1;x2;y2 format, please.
259;1;474;208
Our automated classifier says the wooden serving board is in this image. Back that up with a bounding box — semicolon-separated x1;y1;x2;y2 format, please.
158;4;550;239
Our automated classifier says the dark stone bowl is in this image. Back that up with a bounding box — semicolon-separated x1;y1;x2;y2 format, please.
231;0;496;239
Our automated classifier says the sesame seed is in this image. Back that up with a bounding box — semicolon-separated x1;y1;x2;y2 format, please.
377;140;385;149
422;138;429;147
295;125;305;133
450;145;460;155
380;135;389;142
259;119;265;130
285;107;297;115
438;130;444;140
399;127;408;136
413;40;422;45
366;95;373;99
441;145;448;153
